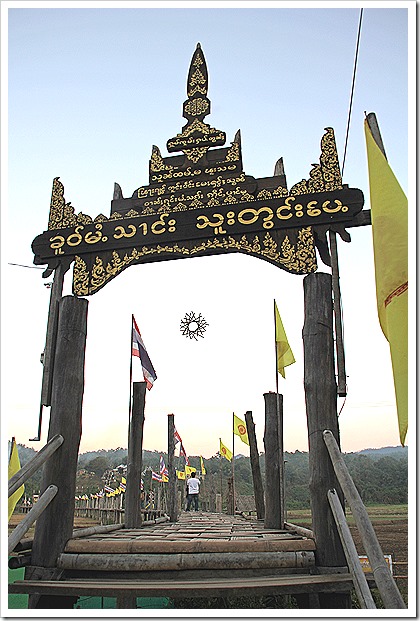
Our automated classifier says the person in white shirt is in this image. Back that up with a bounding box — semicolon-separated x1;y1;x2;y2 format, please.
186;471;200;511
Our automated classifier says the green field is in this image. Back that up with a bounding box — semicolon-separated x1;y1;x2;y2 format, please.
287;503;408;526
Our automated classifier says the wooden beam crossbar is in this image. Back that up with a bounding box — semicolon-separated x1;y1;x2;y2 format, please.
9;573;354;599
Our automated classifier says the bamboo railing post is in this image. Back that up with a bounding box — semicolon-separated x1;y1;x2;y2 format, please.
8;434;64;497
8;485;58;554
125;382;146;529
327;489;376;609
245;411;265;520
303;273;349;608
323;430;406;609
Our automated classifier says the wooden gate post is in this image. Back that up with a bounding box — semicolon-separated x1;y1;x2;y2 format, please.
245;411;265;520
29;295;88;608
167;414;177;522
303;272;349;608
263;392;284;529
125;382;146;529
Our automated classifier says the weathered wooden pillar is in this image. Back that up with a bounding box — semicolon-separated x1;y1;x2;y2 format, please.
29;295;88;609
125;382;146;529
167;414;177;522
303;272;349;608
263;392;284;529
245;411;265;520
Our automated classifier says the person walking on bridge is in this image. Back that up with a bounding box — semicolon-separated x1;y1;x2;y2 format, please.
186;471;200;511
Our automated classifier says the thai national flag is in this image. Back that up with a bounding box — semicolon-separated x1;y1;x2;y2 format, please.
132;315;157;390
174;428;182;445
151;471;162;482
159;456;169;478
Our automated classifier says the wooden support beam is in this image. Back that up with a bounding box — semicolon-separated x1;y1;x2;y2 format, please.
302;273;349;609
29;295;88;608
263;392;284;529
323;430;406;609
41;262;64;407
327;488;376;609
167;413;177;522
125;382;146;529
245;411;265;520
9;573;353;599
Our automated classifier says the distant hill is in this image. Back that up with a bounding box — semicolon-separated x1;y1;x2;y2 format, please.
10;442;408;508
354;446;408;459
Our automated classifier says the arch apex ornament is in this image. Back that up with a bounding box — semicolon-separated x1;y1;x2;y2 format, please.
31;45;365;296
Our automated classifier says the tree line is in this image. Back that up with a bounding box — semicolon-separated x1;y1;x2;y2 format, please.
14;443;408;509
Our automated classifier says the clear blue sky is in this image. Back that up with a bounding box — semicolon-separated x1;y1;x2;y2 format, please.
2;2;414;458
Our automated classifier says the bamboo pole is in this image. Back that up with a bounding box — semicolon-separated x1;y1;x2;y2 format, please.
64;537;315;555
9;485;58;554
323;430;406;609
327;488;376;609
58;550;315;572
8;435;64;497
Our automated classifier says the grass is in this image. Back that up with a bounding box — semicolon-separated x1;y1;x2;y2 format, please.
287;504;408;526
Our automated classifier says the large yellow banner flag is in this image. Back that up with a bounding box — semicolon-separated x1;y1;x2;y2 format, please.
233;414;249;446
364;118;408;445
8;438;24;520
275;301;296;378
219;439;232;462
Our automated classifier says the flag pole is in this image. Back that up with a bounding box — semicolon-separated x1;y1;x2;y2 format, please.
129;314;134;420
219;438;223;502
232;412;235;515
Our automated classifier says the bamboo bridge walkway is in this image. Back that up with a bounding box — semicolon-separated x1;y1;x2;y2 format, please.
10;511;353;606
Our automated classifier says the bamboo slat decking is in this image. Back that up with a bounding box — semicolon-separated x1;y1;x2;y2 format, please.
10;512;352;605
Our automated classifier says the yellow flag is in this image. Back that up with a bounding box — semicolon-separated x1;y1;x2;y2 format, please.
8;438;24;520
365;118;408;445
185;465;196;476
176;470;186;480
219;439;232;462
200;456;206;476
275;301;295;378
233;414;249;445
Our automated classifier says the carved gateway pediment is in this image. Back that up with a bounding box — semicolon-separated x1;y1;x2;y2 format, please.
32;43;364;296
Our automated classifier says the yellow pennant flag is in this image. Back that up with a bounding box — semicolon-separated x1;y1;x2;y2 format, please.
185;465;196;476
200;456;206;476
176;470;186;480
8;438;24;520
365;118;408;445
219;439;232;462
274;301;295;378
233;414;249;446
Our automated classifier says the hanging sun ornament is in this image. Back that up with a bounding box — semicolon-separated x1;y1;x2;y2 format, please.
180;311;209;341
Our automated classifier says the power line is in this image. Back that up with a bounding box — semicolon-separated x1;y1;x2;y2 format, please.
8;262;44;269
341;8;364;177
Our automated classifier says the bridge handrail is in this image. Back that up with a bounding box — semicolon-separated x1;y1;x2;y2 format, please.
323;429;406;609
327;488;376;609
8;485;58;554
8;434;64;497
